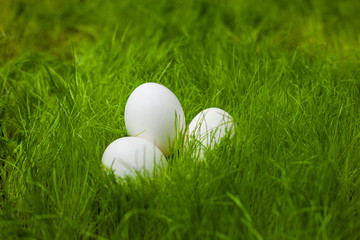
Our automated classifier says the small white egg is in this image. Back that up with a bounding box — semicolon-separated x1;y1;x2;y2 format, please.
187;108;235;160
124;82;186;156
102;137;166;178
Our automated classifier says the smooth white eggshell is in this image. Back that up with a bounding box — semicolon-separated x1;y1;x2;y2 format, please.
187;108;235;160
102;137;166;178
124;82;186;156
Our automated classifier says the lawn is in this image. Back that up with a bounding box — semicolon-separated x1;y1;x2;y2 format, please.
1;0;360;239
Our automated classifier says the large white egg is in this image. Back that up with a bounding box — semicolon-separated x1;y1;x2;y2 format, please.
124;82;186;156
102;137;166;178
187;108;235;160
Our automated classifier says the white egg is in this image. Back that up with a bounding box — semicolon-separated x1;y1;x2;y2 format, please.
102;137;166;178
187;108;235;160
124;82;186;156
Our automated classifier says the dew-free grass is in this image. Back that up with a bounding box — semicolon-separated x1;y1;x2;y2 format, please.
1;0;360;239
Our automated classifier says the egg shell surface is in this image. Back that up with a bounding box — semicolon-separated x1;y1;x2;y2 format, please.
102;137;166;178
124;82;185;156
187;108;235;159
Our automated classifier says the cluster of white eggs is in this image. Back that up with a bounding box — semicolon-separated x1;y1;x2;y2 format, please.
102;82;235;178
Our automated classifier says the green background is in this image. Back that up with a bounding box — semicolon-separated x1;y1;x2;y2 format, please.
1;0;360;239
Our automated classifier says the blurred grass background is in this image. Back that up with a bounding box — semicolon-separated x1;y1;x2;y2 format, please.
1;0;360;61
1;0;360;239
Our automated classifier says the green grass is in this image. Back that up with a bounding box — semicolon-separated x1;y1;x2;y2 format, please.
1;0;360;239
